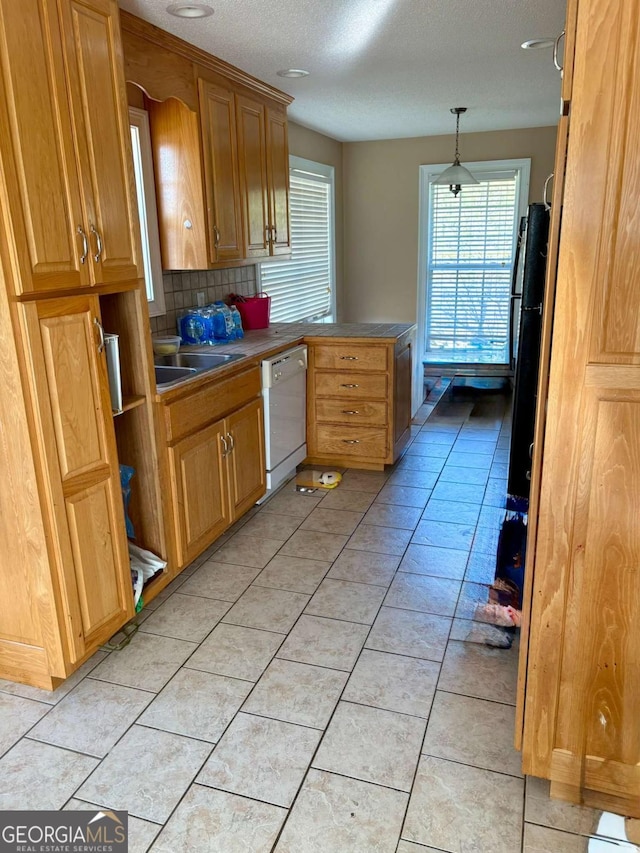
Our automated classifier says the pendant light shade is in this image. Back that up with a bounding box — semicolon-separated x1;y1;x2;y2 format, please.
434;107;479;196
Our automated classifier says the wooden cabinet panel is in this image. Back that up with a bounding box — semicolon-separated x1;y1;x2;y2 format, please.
236;94;269;258
59;0;140;285
315;425;388;459
314;372;387;400
313;344;388;372
170;420;230;566
147;97;208;271
27;296;132;662
226;398;266;518
316;399;387;426
0;0;88;293
393;342;412;446
521;0;640;817
66;480;127;641
198;80;243;263
39;311;106;480
163;366;261;443
266;107;290;254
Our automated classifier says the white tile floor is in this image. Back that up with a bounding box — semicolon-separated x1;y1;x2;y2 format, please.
0;388;637;852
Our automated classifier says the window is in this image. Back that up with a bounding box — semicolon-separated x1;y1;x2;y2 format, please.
418;159;530;363
259;156;335;323
129;107;165;317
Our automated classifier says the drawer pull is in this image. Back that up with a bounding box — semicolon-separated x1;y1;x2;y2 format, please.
343;439;361;444
340;355;358;360
342;410;360;415
341;383;359;388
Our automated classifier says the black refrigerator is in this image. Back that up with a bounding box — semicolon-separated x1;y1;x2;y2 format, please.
508;203;550;499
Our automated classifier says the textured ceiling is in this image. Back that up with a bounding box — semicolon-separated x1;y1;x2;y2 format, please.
118;0;566;142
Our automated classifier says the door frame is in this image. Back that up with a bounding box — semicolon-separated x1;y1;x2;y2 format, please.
412;158;531;414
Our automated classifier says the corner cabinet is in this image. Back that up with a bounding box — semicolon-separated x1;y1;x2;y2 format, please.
119;11;292;269
306;332;414;471
160;368;266;569
518;0;640;818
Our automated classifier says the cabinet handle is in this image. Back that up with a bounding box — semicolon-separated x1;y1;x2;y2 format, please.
342;410;360;415
343;439;360;444
341;383;359;388
90;224;103;262
553;30;565;72
227;431;235;453
77;225;89;264
94;317;105;353
221;434;229;456
213;225;220;248
340;356;358;360
265;225;271;245
543;173;554;211
272;226;278;243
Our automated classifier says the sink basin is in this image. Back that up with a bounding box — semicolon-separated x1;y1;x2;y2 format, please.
155;364;197;387
154;351;247;388
155;352;246;370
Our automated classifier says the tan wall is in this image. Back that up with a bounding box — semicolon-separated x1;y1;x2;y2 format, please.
342;125;559;323
287;122;344;319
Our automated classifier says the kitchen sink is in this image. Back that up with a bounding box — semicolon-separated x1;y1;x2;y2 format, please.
155;364;197;387
155;352;246;370
155;351;247;388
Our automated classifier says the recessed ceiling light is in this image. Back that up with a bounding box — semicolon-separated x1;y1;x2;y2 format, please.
521;37;555;50
166;3;214;18
276;69;310;78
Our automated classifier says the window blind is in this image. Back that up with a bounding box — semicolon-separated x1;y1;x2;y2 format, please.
426;172;518;353
260;166;334;323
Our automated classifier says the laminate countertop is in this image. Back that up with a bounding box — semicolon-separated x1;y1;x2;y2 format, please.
154;322;416;402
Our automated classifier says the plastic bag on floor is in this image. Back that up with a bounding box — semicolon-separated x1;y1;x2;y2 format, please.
129;542;166;611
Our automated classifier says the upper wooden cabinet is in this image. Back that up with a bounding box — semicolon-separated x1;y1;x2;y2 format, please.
120;12;292;270
198;80;243;264
236;95;291;259
0;0;140;295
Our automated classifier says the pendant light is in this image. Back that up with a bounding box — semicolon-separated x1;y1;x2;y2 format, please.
434;107;479;197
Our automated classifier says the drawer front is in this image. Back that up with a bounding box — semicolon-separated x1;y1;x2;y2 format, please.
312;343;388;372
316;399;387;426
314;371;387;400
164;366;261;443
315;424;388;459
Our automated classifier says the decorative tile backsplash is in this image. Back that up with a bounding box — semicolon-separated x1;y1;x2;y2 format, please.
150;266;258;336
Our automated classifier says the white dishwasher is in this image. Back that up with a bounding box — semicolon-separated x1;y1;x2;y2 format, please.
261;344;308;496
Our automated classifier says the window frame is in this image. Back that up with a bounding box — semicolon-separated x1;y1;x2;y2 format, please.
412;158;531;412
129;107;165;318
258;155;336;323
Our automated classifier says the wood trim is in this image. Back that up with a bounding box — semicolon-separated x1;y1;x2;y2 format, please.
516;114;570;754
0;639;53;690
119;10;293;106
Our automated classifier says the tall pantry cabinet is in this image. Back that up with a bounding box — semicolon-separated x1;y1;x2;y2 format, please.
518;0;640;818
0;0;163;688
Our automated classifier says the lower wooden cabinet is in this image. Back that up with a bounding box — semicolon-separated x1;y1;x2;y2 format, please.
161;371;266;569
306;332;414;470
22;295;134;664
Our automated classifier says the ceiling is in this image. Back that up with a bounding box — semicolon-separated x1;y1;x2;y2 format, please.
118;0;567;142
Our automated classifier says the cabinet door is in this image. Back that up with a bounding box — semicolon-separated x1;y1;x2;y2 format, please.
24;296;132;662
0;0;88;294
266;107;291;255
236;95;269;259
198;80;243;264
226;398;266;518
59;0;141;285
521;0;640;817
169;420;231;567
